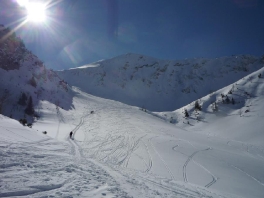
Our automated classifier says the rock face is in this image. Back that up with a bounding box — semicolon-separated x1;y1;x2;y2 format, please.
0;25;73;122
56;53;263;111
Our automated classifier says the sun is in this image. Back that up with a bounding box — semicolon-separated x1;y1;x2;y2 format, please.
16;0;46;23
26;2;46;23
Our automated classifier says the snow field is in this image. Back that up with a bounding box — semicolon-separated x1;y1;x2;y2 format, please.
40;87;263;198
2;82;264;197
0;115;131;198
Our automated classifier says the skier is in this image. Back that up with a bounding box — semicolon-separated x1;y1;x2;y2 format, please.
69;131;73;139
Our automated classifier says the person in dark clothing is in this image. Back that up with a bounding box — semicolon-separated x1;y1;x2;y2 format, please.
69;131;73;139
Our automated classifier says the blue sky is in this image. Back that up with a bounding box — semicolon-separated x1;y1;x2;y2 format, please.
1;0;264;69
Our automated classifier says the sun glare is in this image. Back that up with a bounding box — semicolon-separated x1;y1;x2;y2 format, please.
26;2;46;22
17;0;29;7
16;0;46;23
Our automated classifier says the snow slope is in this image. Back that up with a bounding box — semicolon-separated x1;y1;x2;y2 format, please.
1;51;264;197
155;65;264;146
56;53;264;111
0;115;130;198
0;51;72;124
0;25;72;123
70;85;264;198
7;78;260;198
0;91;231;198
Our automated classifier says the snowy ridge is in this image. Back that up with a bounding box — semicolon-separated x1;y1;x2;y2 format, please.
156;65;264;145
56;53;264;111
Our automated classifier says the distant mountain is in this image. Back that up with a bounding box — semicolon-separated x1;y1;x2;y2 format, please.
56;53;264;111
0;26;73;123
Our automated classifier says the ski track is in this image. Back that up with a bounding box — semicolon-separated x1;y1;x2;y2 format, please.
78;104;222;197
134;175;218;198
230;164;264;188
149;136;175;180
55;107;66;139
68;111;93;161
0;114;131;197
227;140;264;160
69;138;81;162
81;108;143;169
53;89;264;197
182;148;212;184
161;133;218;188
124;135;145;168
142;139;153;173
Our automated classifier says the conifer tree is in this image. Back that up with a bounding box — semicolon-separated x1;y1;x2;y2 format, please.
225;96;230;104
184;109;189;117
25;96;34;115
194;101;202;111
18;92;27;106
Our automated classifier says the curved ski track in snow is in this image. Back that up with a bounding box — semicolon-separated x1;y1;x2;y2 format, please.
64;88;264;197
182;148;214;186
55;107;65;139
149;136;175;180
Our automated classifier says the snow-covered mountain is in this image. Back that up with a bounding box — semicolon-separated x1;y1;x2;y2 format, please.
0;26;72;123
56;53;264;111
1;28;264;197
155;65;264;145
